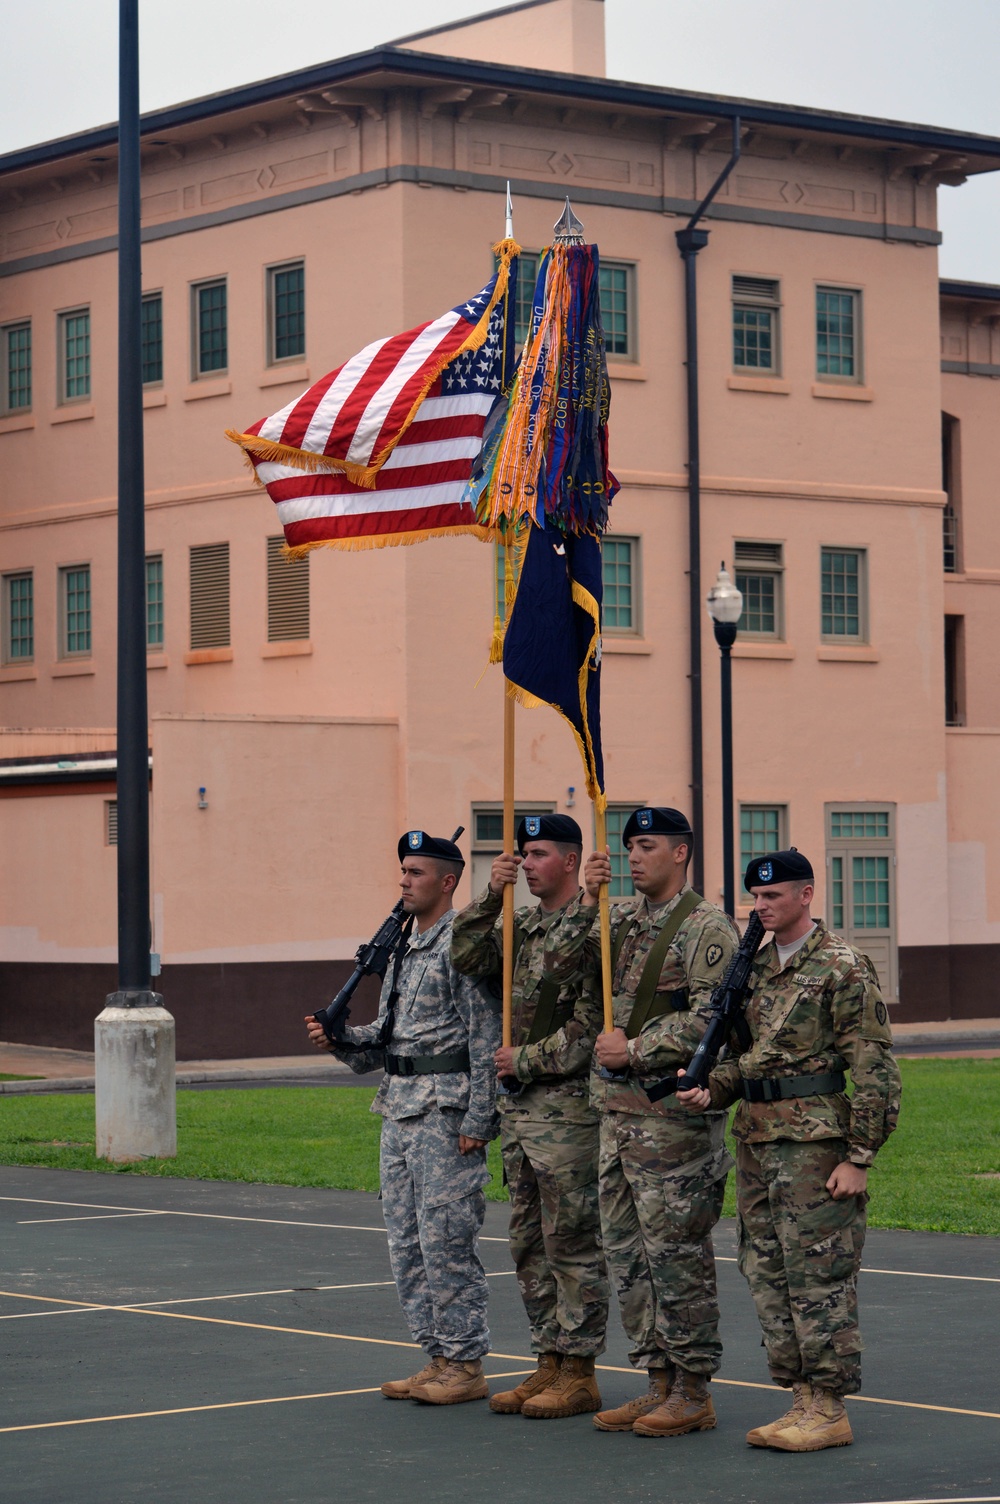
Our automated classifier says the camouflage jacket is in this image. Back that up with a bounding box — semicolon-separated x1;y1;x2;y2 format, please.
707;920;902;1166
543;884;738;1118
451;884;602;1122
333;909;501;1142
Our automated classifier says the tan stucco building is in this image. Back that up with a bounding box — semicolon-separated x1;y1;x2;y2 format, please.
3;0;999;1053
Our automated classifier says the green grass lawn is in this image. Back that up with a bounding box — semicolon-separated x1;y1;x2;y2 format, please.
0;1074;43;1082
0;1058;996;1236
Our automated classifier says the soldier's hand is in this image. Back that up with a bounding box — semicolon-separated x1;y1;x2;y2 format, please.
494;1046;516;1075
827;1161;868;1200
595;1026;629;1070
490;853;522;894
304;1016;333;1052
677;1085;712;1113
459;1135;487;1155
582;847;613;905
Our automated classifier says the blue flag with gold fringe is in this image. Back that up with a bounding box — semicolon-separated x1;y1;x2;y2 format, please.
503;521;605;805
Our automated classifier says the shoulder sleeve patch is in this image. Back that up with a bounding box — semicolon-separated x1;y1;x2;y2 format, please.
706;942;724;968
859;983;893;1043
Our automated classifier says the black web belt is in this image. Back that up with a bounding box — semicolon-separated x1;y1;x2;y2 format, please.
741;1070;846;1103
384;1050;471;1077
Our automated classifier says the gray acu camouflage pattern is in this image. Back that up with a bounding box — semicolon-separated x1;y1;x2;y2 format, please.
543;884;738;1374
332;908;500;1360
451;885;609;1356
707;919;902;1396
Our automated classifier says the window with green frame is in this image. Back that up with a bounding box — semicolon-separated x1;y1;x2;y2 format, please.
735;541;783;639
3;322;32;412
732;276;780;373
60;564;91;656
2;572;33;663
604;806;638;897
740;805;785;896
599;262;633;359
60;309;90;402
195;281;227;375
141;295;163;385
603;536;637;633
269;262;305;362
816;286;860;380
821;547;865;640
145;555;164;650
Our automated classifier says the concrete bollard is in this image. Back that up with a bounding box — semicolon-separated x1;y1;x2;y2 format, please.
95;996;177;1161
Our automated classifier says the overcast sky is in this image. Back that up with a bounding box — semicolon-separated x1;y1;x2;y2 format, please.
3;0;999;282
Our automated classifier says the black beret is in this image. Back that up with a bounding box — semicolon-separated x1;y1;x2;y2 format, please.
398;831;465;865
517;813;583;851
743;848;814;889
622;806;693;846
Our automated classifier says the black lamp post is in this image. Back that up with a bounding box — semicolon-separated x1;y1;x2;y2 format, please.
706;564;743;917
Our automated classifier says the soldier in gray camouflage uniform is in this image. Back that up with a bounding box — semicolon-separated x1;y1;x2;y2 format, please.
451;813;609;1419
679;848;901;1452
305;830;500;1407
544;807;738;1438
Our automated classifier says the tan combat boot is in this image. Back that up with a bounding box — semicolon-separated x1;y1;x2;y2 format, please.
746;1382;812;1447
489;1354;561;1414
633;1370;716;1437
593;1367;672;1432
521;1355;602;1419
768;1387;853;1451
380;1355;446;1400
409;1358;489;1405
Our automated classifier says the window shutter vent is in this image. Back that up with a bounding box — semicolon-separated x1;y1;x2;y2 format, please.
732;276;779;303
106;800;118;846
734;540;783;568
266;536;309;641
190;542;230;649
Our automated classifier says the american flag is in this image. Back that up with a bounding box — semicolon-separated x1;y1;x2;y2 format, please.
228;262;518;553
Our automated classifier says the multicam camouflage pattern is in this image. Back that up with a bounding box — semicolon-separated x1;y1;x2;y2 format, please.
542;885;738;1116
543;884;738;1374
380;1106;492;1362
708;920;902;1166
334;908;501;1142
736;1137;867;1395
600;1111;731;1373
503;1115;608;1356
333;908;500;1361
452;886;609;1356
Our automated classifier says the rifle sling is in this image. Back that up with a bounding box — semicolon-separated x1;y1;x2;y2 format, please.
613;891;704;1039
511;919;575;1047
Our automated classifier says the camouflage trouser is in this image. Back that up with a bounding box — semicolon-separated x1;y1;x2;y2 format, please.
599;1110;731;1375
380;1107;491;1362
502;1114;609;1357
736;1137;868;1396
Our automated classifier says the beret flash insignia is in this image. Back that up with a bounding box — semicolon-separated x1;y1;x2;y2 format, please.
706;943;723;967
637;809;653;830
408;831;422;849
525;816;541;837
758;860;773;883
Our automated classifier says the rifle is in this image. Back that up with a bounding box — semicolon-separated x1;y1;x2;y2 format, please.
312;827;465;1045
646;910;766;1101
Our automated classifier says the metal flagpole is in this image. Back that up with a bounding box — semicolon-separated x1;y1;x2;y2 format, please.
501;182;517;1061
94;0;176;1161
551;199;613;1034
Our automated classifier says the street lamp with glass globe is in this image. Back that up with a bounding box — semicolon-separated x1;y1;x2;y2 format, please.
706;564;743;917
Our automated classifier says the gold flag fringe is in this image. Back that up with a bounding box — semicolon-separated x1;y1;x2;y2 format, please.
281;524;494;562
229;239;521;490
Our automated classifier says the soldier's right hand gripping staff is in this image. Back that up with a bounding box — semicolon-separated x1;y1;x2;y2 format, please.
451;813;610;1421
678;849;902;1454
543;807;738;1439
305;831;500;1408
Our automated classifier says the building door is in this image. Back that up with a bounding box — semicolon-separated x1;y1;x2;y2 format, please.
826;804;897;1000
470;803;557;908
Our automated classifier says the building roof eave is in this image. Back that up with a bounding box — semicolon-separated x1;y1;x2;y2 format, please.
2;44;1000;178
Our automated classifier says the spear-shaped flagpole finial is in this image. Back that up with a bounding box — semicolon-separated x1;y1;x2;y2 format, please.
505;180;514;240
553;196;585;244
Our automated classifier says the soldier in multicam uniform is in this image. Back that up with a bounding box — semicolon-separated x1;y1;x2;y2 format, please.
305;830;500;1407
451;813;610;1419
543;806;738;1438
679;848;902;1452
